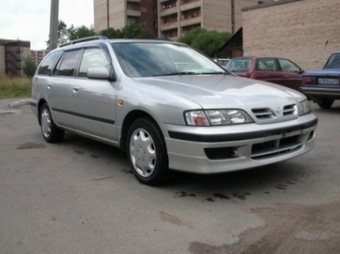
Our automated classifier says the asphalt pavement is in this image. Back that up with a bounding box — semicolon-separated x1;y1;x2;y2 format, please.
1;98;340;254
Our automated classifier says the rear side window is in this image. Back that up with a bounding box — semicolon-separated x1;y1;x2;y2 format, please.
278;59;300;72
55;49;83;76
256;58;279;71
226;58;252;72
38;51;63;75
324;53;340;69
78;48;110;77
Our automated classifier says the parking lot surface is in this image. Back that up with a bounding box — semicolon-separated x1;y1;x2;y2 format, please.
1;98;340;254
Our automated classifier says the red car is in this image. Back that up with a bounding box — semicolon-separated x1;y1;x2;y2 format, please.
226;57;304;92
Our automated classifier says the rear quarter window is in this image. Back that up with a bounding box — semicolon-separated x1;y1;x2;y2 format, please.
227;58;252;72
38;51;63;75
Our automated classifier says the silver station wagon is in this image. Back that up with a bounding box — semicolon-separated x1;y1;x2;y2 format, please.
30;36;317;186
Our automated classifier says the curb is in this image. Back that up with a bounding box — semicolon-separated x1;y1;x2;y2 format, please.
8;99;29;108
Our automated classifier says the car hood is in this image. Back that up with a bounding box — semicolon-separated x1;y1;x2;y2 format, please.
133;74;301;109
304;69;340;76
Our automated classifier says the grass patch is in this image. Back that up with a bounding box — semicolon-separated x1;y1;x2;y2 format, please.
0;76;31;99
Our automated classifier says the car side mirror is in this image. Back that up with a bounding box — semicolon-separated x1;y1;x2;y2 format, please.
87;67;116;81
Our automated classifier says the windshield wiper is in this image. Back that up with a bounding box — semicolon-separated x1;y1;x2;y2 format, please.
151;71;228;77
151;72;180;77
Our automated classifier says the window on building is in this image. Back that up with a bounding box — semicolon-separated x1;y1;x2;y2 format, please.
140;20;147;26
127;17;137;24
140;6;147;13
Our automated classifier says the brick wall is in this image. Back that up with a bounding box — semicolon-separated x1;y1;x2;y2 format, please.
140;0;158;35
203;0;260;33
242;0;340;71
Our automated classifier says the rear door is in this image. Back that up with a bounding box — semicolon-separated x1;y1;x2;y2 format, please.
49;49;83;126
277;58;303;91
253;58;283;85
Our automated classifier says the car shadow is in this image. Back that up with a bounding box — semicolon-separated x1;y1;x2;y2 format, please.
58;131;313;202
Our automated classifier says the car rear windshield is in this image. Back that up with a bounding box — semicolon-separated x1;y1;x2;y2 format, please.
324;53;340;69
226;58;252;72
111;42;226;77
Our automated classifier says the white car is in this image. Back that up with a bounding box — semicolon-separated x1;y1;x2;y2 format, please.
30;36;318;185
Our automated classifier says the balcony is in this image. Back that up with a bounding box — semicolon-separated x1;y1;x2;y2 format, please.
180;1;201;12
128;0;141;2
160;21;179;31
180;16;201;27
159;6;178;17
127;9;141;17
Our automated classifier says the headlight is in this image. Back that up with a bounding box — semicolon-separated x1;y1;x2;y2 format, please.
185;109;253;126
298;100;311;115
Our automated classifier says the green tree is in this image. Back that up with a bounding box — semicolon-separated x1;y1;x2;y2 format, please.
68;25;96;40
99;24;156;39
178;27;206;45
46;20;69;48
121;23;156;39
178;28;232;57
57;20;69;45
99;27;123;39
23;57;37;77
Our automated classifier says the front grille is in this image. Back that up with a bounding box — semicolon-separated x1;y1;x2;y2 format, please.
252;104;297;120
283;104;296;116
252;108;275;120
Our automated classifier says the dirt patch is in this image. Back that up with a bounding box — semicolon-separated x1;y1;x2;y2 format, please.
189;202;340;254
16;142;46;149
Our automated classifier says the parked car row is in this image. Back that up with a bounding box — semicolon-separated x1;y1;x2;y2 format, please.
226;56;304;92
226;52;340;109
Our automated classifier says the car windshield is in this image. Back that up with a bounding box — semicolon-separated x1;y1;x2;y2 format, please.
226;58;252;72
111;42;226;77
324;53;340;69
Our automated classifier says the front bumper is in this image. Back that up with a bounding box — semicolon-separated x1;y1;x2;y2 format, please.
162;114;317;174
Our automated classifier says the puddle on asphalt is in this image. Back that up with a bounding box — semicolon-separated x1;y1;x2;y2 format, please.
0;109;22;115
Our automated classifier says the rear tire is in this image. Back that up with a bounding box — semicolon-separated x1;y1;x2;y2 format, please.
126;118;172;186
40;103;65;143
317;98;334;109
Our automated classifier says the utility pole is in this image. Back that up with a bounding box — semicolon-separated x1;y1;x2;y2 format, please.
49;0;59;51
231;0;235;34
107;0;110;29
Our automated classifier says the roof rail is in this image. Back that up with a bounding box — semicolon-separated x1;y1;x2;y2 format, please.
59;36;108;48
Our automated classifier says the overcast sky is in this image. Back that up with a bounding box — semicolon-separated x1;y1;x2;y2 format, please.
0;0;94;50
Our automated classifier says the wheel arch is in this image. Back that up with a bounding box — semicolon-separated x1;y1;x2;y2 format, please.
119;110;162;153
37;99;48;125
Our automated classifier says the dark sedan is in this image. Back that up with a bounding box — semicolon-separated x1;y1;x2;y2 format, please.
300;51;340;109
226;56;304;92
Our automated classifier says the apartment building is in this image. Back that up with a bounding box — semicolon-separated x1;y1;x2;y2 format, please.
158;0;260;40
94;0;262;40
94;0;158;35
30;50;48;66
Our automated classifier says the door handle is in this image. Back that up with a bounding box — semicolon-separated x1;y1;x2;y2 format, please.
47;83;52;89
73;86;80;91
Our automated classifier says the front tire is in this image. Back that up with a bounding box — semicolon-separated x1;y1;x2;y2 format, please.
40;103;65;143
127;118;171;186
317;98;334;109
